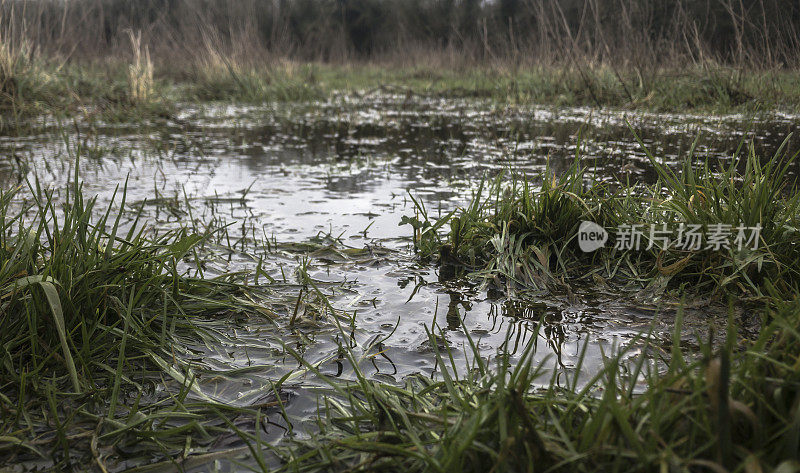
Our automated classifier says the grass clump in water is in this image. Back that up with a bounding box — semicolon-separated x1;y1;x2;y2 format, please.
406;135;800;300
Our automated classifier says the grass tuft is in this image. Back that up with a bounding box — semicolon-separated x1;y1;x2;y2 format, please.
404;136;800;300
127;30;154;104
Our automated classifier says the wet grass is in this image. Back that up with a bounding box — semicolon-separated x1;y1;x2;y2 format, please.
251;286;800;473
0;145;291;468
405;134;800;302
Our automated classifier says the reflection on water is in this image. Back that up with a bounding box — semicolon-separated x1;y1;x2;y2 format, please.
0;95;787;466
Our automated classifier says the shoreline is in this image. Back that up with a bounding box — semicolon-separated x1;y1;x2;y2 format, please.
3;62;800;125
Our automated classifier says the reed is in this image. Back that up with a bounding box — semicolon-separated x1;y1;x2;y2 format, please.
3;0;800;69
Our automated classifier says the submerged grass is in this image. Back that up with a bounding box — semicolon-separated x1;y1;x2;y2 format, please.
404;134;800;301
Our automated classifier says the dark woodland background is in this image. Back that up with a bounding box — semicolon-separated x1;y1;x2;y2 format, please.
2;0;799;68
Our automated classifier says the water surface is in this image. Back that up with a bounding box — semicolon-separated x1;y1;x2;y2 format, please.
2;94;795;470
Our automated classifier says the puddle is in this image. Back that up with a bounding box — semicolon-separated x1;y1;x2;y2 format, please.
2;94;794;470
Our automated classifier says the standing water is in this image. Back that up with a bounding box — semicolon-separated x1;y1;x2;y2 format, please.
2;94;798;470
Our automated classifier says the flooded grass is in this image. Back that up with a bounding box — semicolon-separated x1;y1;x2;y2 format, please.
0;95;799;472
268;294;800;473
0;150;304;469
3;2;800;467
409;135;800;301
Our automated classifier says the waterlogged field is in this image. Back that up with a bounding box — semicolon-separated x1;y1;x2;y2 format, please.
2;94;800;471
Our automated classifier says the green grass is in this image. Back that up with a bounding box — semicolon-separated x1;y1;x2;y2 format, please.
0;145;287;468
241;287;800;473
2;55;800;129
403;134;800;301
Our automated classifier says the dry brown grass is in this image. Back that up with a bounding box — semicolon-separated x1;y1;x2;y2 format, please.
127;29;153;103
